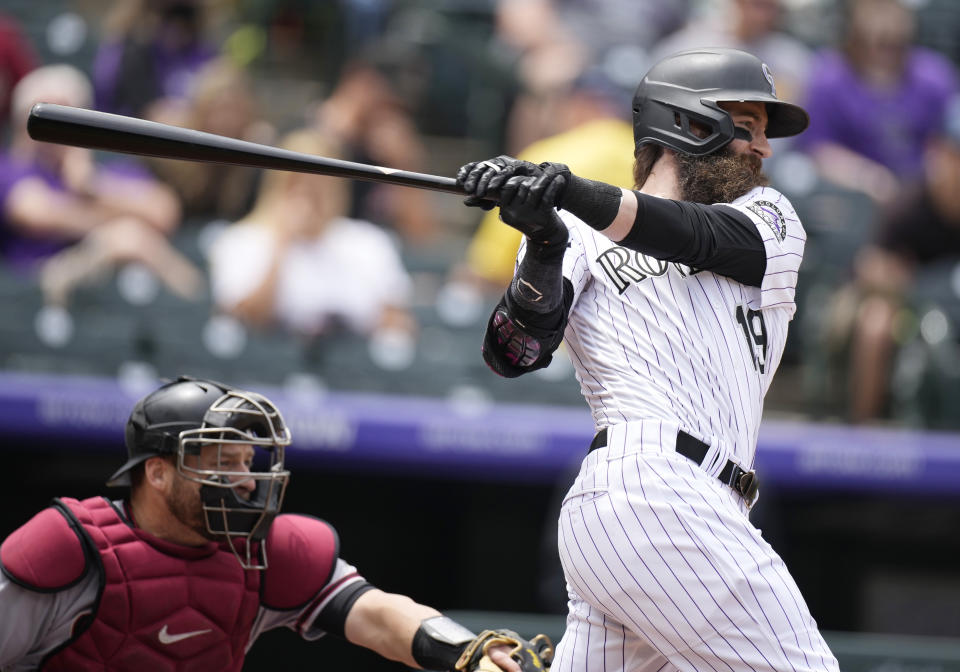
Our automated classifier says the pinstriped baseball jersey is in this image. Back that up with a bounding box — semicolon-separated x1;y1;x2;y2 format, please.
555;185;803;472
534;185;840;671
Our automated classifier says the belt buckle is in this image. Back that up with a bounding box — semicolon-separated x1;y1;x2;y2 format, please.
738;470;759;509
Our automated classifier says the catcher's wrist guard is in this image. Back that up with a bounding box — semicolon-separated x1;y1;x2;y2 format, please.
412;616;476;671
455;629;554;672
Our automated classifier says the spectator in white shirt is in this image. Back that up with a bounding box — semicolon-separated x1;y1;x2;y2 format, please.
208;129;415;341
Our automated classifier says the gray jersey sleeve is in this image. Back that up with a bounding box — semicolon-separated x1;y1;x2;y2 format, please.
0;569;99;671
245;558;371;650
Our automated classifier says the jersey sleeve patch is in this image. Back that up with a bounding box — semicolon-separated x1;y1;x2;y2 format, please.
733;187;806;314
0;506;89;591
260;514;339;610
745;199;788;244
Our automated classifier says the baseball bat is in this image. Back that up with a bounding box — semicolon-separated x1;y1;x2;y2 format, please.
26;103;469;196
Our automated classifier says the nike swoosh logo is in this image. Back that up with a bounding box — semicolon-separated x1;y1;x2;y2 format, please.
158;625;213;644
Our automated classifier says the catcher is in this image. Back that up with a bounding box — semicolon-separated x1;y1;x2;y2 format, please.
0;377;552;672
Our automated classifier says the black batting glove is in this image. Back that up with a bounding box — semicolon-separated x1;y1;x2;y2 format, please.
499;174;568;260
456;156;542;211
534;161;571;207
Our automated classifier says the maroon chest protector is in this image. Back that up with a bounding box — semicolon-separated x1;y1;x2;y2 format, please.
44;497;261;672
1;497;340;671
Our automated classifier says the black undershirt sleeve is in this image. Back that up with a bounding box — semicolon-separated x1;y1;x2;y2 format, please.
311;580;376;639
618;193;767;287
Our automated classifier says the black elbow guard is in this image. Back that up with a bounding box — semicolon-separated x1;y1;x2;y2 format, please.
482;306;555;378
481;281;572;378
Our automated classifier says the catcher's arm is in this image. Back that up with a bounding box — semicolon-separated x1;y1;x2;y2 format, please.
342;590;435;667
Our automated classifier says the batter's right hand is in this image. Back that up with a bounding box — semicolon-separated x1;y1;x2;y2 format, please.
457;156;541;210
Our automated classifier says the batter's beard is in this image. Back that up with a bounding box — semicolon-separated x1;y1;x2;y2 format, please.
167;476;217;541
675;146;769;204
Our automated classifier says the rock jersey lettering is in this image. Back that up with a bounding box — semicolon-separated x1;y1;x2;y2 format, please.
596;246;701;294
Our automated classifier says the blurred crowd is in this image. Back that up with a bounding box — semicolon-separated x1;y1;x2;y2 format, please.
2;0;960;428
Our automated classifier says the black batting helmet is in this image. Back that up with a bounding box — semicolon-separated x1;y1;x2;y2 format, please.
632;47;809;156
109;376;236;485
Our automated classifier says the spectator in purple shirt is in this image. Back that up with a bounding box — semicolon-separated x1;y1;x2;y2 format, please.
795;0;958;204
1;64;200;305
92;0;217;118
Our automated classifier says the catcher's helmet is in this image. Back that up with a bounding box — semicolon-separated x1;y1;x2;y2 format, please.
632;47;809;156
108;376;292;569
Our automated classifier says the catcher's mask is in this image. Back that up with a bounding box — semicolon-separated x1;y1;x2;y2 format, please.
108;376;291;570
632;47;809;156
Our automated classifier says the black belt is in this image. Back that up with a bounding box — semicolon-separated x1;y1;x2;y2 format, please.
588;427;759;508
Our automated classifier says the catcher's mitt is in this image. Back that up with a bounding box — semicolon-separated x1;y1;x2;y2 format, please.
454;629;553;672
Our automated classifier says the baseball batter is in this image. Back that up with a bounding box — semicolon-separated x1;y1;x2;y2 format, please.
458;48;840;671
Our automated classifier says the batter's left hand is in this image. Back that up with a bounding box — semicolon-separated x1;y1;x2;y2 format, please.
457;156;541;210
